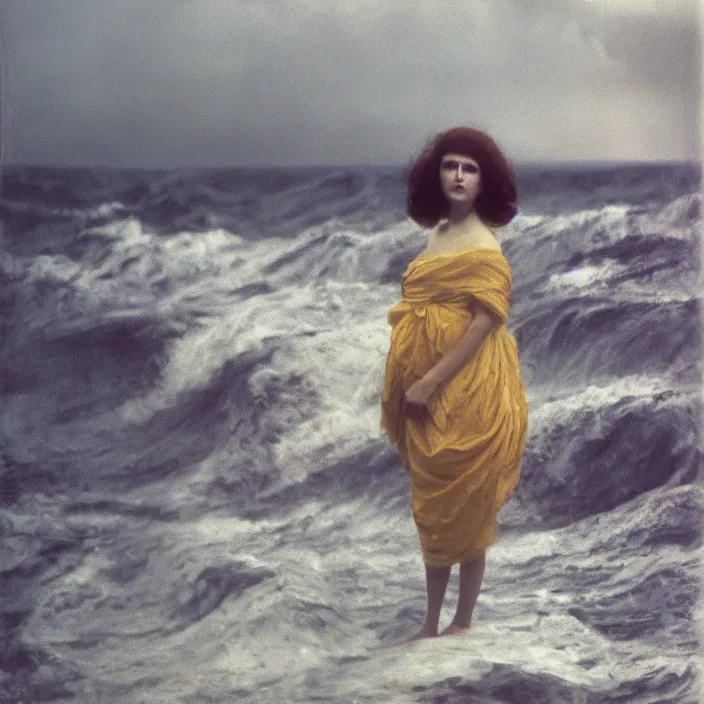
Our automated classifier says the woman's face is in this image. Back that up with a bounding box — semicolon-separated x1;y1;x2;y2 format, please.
438;152;482;208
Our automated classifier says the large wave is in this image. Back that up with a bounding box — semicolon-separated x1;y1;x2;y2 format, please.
0;161;700;703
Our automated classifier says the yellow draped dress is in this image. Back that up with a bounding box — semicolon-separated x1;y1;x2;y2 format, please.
380;245;529;567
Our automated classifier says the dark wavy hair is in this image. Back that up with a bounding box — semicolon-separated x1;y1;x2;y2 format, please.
407;127;518;228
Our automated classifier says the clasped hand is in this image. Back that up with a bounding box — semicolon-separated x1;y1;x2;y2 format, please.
404;376;440;406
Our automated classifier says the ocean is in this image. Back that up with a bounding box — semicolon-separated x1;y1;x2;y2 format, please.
0;161;701;703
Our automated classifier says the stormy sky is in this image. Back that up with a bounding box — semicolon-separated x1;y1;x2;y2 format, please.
1;0;701;167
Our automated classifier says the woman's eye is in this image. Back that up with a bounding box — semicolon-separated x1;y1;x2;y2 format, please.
441;160;478;174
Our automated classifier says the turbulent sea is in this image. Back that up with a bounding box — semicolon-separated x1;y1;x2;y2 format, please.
0;162;701;704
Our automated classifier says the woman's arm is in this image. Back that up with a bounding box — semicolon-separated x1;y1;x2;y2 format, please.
423;304;498;387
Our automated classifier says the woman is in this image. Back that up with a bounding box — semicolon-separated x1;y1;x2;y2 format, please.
380;126;529;641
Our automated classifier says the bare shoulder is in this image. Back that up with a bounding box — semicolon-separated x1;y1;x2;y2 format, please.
475;223;503;252
428;219;503;255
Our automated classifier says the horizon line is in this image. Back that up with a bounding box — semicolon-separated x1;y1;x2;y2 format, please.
1;158;700;171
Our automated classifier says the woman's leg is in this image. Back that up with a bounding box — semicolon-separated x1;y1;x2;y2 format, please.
443;550;485;634
408;563;452;640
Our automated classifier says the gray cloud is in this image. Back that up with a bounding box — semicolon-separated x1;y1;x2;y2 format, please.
2;0;700;166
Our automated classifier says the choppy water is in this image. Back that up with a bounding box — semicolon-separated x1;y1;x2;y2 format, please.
0;162;701;703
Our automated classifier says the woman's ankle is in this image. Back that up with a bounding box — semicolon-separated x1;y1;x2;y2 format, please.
451;614;472;628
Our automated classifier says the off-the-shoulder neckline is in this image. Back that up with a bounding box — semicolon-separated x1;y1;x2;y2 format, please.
412;246;505;263
414;220;505;262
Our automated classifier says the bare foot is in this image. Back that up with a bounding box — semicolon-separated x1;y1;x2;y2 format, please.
440;622;471;637
403;628;438;644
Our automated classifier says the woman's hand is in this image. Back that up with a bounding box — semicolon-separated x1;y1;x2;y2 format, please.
404;376;440;407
